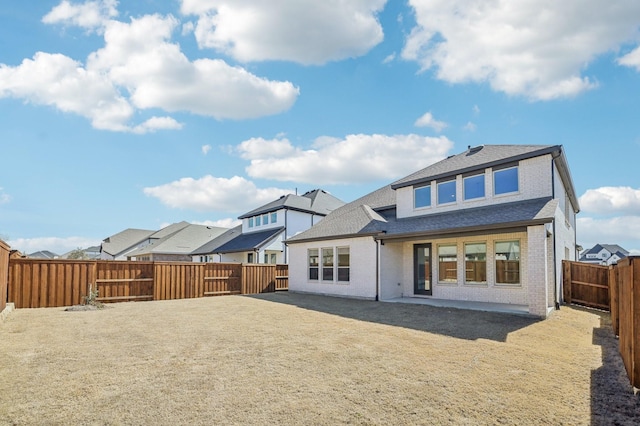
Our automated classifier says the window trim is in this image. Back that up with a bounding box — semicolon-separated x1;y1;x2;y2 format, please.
337;246;350;282
495;240;521;286
493;166;519;196
308;249;319;281
437;244;458;284
437;179;457;205
414;185;431;209
464;242;487;285
463;173;485;201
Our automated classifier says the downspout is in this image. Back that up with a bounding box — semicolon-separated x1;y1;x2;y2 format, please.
284;209;288;263
375;237;380;301
551;151;560;309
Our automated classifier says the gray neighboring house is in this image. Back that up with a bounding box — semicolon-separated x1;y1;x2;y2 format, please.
60;246;101;259
579;244;629;265
287;145;580;318
100;222;190;260
27;250;59;259
200;189;345;264
126;224;229;262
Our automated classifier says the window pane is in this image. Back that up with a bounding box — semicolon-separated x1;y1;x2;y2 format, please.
414;185;431;208
255;216;261;226
494;167;518;195
249;218;254;228
337;268;350;282
337;247;349;282
464;174;485;200
496;240;520;284
271;212;277;223
437;181;456;204
438;244;457;283
322;248;334;281
308;249;319;281
465;243;486;284
263;214;269;224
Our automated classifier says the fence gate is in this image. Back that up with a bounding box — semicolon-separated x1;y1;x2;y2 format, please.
562;260;610;311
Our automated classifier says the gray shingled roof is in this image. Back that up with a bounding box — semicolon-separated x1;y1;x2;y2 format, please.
238;189;345;219
101;228;155;256
213;227;285;253
391;144;559;189
192;225;243;255
127;224;228;256
287;197;557;243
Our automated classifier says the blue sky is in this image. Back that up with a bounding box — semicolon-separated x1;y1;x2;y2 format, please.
1;0;639;255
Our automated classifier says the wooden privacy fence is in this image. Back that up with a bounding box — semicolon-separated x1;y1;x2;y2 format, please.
562;260;610;311
7;259;288;309
0;240;10;313
609;256;640;389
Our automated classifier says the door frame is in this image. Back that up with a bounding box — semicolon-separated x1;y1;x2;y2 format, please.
414;243;432;296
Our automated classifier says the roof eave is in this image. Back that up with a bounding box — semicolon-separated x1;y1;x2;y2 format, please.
285;231;383;245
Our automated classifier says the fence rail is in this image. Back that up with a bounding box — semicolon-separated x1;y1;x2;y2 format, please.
7;259;288;309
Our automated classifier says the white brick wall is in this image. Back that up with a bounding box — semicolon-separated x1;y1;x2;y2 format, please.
288;236;378;299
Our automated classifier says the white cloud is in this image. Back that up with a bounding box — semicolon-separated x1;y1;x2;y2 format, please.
464;122;477;132
618;46;640;71
238;134;454;185
0;6;299;133
42;0;118;31
193;218;241;228
472;105;480;115
579;186;640;215
0;187;10;204
402;0;640;100
143;175;293;212
180;0;386;65
7;236;101;256
201;144;212;155
383;53;396;64
577;216;640;255
414;111;447;131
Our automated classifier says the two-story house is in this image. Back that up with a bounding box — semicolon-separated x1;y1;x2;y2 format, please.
579;243;629;265
286;145;580;318
194;189;345;264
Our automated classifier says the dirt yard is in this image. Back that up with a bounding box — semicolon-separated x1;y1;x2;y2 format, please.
1;293;638;425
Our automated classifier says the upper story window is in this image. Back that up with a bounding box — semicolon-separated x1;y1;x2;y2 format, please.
464;174;485;200
414;185;431;209
437;180;456;205
271;212;277;223
255;215;261;226
248;217;254;228
262;214;269;225
494;166;518;195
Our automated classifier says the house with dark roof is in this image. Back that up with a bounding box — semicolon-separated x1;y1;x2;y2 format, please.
195;189;345;264
286;145;580;318
579;244;628;265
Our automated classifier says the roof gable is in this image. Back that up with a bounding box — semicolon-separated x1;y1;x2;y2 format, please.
101;228;155;256
238;189;345;219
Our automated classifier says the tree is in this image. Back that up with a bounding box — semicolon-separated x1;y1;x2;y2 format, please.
67;247;88;260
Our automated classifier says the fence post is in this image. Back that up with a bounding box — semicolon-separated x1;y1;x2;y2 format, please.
241;264;247;295
609;265;619;336
562;260;571;305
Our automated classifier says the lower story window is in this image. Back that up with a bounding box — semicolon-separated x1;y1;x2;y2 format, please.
495;240;520;285
308;249;319;280
337;247;350;282
247;253;254;263
438;244;457;283
322;248;334;281
465;242;486;284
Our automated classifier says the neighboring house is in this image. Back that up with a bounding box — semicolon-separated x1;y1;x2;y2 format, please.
287;145;580;318
60;246;101;260
579;244;629;266
126;224;229;261
27;250;59;259
100;222;190;260
200;189;345;264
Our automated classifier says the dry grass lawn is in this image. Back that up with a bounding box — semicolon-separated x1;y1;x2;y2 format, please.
1;292;639;425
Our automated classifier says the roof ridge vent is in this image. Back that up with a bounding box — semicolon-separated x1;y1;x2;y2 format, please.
467;145;484;155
